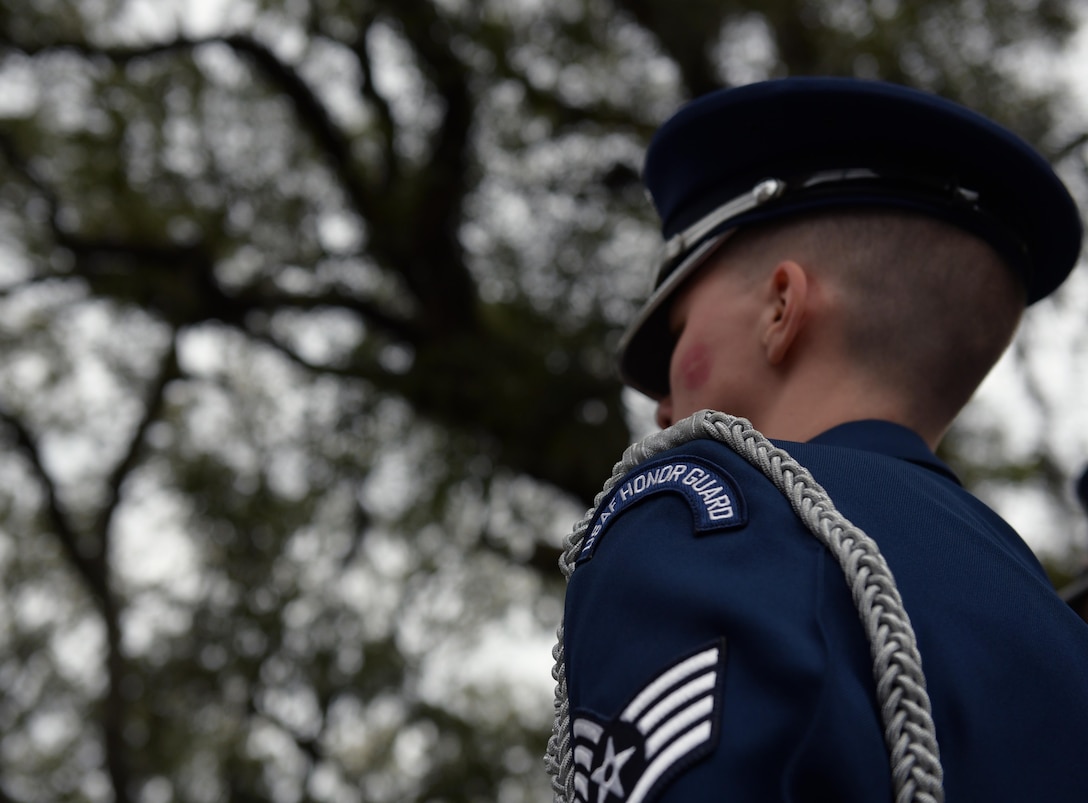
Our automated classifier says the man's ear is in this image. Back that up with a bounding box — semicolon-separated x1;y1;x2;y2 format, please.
762;260;809;365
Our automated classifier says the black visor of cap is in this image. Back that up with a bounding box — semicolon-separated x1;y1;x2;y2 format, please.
618;78;1084;400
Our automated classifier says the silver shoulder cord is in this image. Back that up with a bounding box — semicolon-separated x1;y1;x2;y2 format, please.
545;410;944;803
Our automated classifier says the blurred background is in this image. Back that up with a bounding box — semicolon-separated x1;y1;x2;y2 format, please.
1;0;1087;801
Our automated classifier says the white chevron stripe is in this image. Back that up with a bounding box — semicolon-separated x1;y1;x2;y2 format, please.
573;718;605;742
644;694;715;759
573;771;590;801
620;646;719;722
573;744;595;770
626;720;713;803
635;670;716;734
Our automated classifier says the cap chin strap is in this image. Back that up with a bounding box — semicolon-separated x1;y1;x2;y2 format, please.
655;168;987;287
546;410;945;803
616;179;787;381
658;178;787;275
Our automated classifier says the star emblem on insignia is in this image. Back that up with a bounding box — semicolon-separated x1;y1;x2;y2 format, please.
589;736;637;802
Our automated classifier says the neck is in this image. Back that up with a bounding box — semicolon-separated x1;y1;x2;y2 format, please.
744;362;944;450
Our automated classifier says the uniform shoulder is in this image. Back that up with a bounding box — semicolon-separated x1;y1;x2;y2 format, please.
574;436;782;567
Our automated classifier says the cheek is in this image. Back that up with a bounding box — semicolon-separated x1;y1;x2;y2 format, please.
672;339;712;392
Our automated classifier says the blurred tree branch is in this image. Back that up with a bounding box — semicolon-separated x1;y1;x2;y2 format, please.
0;334;179;803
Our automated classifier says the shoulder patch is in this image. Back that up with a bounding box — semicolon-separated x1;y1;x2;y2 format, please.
571;640;726;803
577;456;747;565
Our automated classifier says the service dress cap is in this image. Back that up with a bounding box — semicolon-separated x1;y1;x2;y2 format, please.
618;77;1084;399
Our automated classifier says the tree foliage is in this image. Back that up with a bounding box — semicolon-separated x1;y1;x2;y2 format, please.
0;0;1085;801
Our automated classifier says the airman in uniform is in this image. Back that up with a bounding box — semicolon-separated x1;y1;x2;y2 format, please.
550;77;1088;803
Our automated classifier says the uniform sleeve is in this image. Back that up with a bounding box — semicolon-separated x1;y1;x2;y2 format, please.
560;442;892;802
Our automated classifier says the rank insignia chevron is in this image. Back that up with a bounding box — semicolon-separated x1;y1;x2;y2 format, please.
570;641;726;803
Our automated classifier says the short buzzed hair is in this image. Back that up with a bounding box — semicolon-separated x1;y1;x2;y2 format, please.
721;210;1026;429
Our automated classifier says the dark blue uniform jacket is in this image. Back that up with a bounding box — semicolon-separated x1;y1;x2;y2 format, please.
563;420;1088;802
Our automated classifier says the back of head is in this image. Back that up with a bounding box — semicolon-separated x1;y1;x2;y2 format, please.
722;209;1026;428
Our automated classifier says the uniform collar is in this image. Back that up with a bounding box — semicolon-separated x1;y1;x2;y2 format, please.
802;419;962;486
